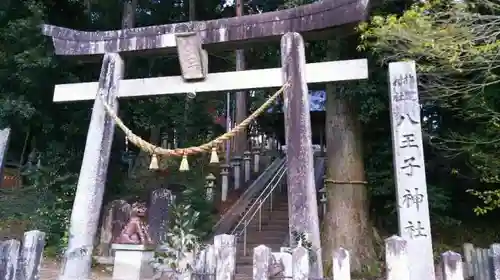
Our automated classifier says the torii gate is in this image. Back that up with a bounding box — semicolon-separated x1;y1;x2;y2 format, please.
41;1;369;279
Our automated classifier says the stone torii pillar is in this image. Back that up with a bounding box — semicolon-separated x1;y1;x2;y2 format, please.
58;53;123;280
281;32;323;277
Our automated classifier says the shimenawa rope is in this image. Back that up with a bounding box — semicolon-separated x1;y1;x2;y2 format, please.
99;82;289;170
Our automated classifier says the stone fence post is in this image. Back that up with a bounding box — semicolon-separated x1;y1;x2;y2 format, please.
214;234;236;280
385;235;410;280
441;251;464;280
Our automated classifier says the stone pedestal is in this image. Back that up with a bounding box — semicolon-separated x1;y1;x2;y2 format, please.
111;244;155;280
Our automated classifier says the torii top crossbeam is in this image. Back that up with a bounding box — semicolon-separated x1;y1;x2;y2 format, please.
41;0;369;58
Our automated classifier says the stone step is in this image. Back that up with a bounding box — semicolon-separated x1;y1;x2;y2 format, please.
242;215;288;223
245;217;289;224
250;209;289;216
258;215;290;221
245;223;289;230
238;228;287;235
242;224;289;233
237;243;284;251
239;229;287;235
236;252;283;265
235;275;252;280
237;207;288;218
235;265;253;275
237;239;285;246
247;212;289;219
239;228;287;234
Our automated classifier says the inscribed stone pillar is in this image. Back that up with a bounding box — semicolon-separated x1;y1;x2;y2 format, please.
280;32;323;278
148;188;173;245
388;61;435;280
58;53;123;280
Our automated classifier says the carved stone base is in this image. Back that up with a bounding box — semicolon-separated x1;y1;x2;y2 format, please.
111;244;155;280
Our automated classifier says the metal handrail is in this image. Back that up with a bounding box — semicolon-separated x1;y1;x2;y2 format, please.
230;160;287;256
211;156;285;234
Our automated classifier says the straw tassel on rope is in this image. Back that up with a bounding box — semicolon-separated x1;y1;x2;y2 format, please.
210;145;219;164
149;153;159;170
179;151;189;171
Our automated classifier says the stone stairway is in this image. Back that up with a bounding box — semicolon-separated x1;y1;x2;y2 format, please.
216;155;275;216
234;193;289;280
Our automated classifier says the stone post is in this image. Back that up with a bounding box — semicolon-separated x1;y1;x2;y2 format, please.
0;128;11;188
281;32;323;277
491;243;500;280
0;239;20;280
214;234;236;280
252;146;260;173
111;244;155;280
292;246;310;280
332;248;350;280
440;251;464;280
385;236;410;280
253;245;272;280
243;151;252;183
318;187;327;217
21;230;46;280
220;164;230;202
231;156;242;190
266;136;274;155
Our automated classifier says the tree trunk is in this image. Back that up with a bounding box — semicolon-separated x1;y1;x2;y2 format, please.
322;40;376;273
121;0;138;29
234;0;247;155
189;0;196;21
181;0;196;146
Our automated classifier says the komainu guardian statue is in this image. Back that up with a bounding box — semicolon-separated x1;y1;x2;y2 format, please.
114;202;153;245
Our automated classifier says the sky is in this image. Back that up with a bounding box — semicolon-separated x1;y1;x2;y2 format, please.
267;90;326;112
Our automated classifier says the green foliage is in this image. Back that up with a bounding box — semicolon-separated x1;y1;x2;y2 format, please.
16;145;77;248
180;181;216;237
151;203;204;274
283;231;316;264
358;0;500;214
468;189;500;215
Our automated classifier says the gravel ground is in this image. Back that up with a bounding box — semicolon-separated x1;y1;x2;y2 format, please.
40;259;113;280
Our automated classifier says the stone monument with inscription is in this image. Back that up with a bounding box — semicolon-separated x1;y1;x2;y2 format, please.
388;60;435;280
148;188;174;244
